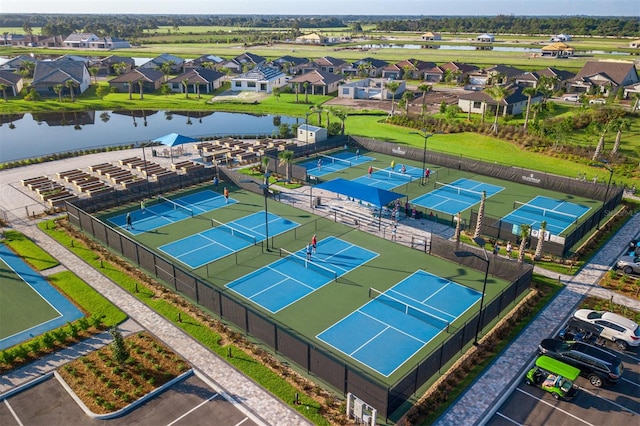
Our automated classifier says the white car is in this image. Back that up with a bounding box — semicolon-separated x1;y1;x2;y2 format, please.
573;309;640;350
563;95;579;102
589;98;606;105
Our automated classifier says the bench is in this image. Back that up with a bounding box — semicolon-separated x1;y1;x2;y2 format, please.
35;184;65;195
105;169;131;180
121;178;145;189
57;169;83;179
22;176;49;187
86;186;114;197
48;193;78;208
152;170;177;180
28;179;57;191
112;173;137;184
80;181;108;193
119;157;141;166
64;172;91;183
88;163;112;173
40;189;71;201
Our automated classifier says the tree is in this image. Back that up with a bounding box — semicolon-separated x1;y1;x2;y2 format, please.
400;91;413;115
294;83;299;103
272;86;281;102
100;112;110;123
610;118;630;157
138;80;144;100
158;60;176;82
313;105;324;127
127;80;133;100
303;82;310;103
89;66;100;84
473;191;487;238
182;79;189;99
537;75;557;105
53;84;64;102
522;86;538;131
113;62;127;76
331;107;348;135
417;83;432;117
385;81;401;116
22;21;33;37
109;327;129;366
95;85;110;99
261;156;270;173
485;86;508;134
517;224;531;264
534;221;547;261
65;80;77;102
278;150;295;181
0;83;7;102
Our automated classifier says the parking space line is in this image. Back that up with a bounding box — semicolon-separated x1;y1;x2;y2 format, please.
620;377;640;388
3;399;24;426
579;387;639;416
516;388;595;426
166;392;218;426
234;417;250;426
495;411;523;425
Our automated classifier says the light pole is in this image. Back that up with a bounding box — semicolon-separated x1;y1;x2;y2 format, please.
596;160;614;230
305;111;311;146
455;236;490;345
409;129;438;185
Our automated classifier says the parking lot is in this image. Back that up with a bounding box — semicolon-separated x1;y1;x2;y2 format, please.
487;342;640;425
0;373;260;426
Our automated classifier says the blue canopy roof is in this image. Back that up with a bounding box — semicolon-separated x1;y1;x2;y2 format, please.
315;178;405;207
152;133;198;147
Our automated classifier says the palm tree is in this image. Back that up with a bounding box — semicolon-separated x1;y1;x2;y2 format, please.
473;191;487;238
610;118;631;157
278;150;295;181
537;75;557;106
0;83;7;102
127;80;133;100
261;156;270;173
417;83;432;117
53;84;64;102
182;79;189;99
294;83;299;103
138;80;144;100
158;61;176;82
100;112;110;123
314;105;324;127
522;86;538;131
89;66;99;84
113;62;127;76
272;86;281;102
385;81;401;116
517;224;531;264
485;86;508;134
331;107;348;135
534;221;547;261
400;91;413;115
65;79;76;102
303;82;310;103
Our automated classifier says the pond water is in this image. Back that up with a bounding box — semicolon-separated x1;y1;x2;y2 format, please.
354;43;630;55
0;111;300;163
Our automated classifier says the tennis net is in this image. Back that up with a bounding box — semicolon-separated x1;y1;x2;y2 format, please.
157;195;194;217
513;201;578;224
372;166;416;183
211;217;257;245
435;182;484;201
320;154;352;168
369;287;450;331
280;247;338;281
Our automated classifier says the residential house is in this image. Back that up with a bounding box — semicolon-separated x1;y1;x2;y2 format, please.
421;32;441;41
166;68;226;95
550;34;572;42
394;59;435;80
109;68;164;94
457;86;543;117
271;55;309;75
31;61;91;97
63;33;100;49
630;40;640;48
183;55;225;71
514;67;576;91
312;56;348;74
344;57;389;78
230;66;287;93
338;78;406;100
288;70;343;95
541;42;575;58
425;61;479;84
139;53;184;73
476;33;495;43
297;124;327;144
94;55;135;76
0;55;36;73
0;70;24;97
569;61;639;95
222;52;266;73
54;54;91;65
295;33;330;44
623;82;640;102
4;34;63;47
87;36;131;50
468;64;525;86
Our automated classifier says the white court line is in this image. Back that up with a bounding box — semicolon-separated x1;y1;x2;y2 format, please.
3;399;24;426
516;388;595;426
165;393;218;426
495;411;523;425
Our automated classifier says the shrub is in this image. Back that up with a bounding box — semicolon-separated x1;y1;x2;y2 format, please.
41;332;55;349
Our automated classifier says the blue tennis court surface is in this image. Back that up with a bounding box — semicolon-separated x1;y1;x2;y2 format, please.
159;211;299;268
411;178;504;215
108;189;235;235
501;196;591;236
317;270;481;376
0;244;84;350
303;150;374;178
227;236;378;313
351;164;423;191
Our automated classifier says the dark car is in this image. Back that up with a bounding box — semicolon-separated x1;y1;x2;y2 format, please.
630;239;640;256
558;318;605;346
538;338;623;387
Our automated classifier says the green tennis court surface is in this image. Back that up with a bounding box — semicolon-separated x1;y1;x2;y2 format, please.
0;244;84;350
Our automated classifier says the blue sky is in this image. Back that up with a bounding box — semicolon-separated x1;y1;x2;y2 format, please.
3;0;638;16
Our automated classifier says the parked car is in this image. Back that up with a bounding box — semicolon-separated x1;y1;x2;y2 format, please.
525;355;580;400
589;98;606;104
616;255;640;275
558;317;605;346
573;309;640;349
563;95;579;102
538;338;623;387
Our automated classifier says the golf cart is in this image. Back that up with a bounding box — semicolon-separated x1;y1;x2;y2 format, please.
525;355;580;400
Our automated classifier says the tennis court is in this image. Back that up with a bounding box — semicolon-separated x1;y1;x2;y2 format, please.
303;150;374;178
226;236;378;313
501;196;591;236
108;189;234;235
0;244;84;350
352;165;423;191
317;270;481;376
159;211;299;269
411;178;504;215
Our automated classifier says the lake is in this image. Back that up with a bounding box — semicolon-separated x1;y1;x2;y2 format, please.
354;43;630;55
0;111;300;163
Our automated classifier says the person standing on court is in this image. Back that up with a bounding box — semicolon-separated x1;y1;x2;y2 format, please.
223;187;229;203
368;165;373;178
306;243;313;260
213;176;219;190
401;164;406;174
425;168;431;180
311;234;317;253
317;158;322;171
391;224;397;241
391;159;395;172
126;212;133;230
140;199;145;214
506;241;513;259
356;149;360;160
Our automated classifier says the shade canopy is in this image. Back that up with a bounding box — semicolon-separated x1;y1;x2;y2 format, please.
152;133;198;147
315;178;405;207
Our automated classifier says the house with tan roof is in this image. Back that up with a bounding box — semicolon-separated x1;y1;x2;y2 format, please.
541;42;575;58
0;70;24;97
295;32;330;45
167;68;226;95
457;86;542;117
109;68;164;94
630;40;640;48
288;70;343;95
569;61;639;95
421;32;441;41
514;67;576;91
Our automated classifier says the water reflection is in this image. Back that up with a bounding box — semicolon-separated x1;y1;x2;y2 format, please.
0;110;298;162
353;43;630;55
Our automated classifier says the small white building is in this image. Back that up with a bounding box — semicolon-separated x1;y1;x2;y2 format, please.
230;66;287;93
550;34;572;42
476;33;495;43
297;124;327;144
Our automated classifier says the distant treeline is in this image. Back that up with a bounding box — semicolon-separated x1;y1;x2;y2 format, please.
1;14;638;38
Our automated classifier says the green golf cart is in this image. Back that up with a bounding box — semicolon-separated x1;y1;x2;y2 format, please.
525;355;580;400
